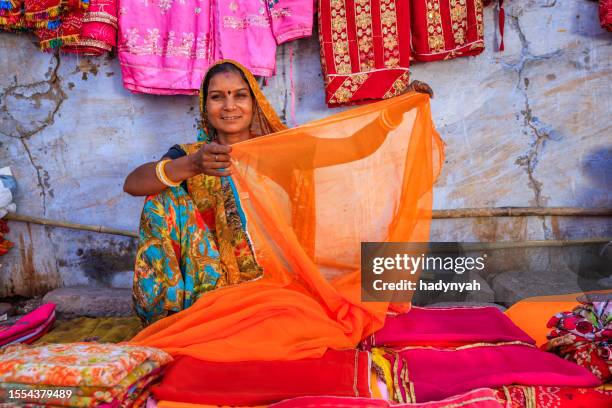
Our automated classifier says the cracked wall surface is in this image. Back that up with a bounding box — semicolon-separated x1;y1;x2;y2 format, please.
0;0;610;297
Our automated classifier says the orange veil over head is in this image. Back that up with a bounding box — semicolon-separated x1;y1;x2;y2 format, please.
132;73;445;362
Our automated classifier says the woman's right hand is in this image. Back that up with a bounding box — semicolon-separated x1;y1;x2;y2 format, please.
188;142;233;177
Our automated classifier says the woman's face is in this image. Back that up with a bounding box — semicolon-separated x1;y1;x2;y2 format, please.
205;70;254;137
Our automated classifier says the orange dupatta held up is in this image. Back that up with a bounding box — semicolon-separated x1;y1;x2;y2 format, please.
131;92;444;362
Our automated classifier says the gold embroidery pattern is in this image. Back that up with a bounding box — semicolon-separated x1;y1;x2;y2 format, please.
330;0;351;75
449;0;467;45
74;39;113;52
82;12;118;28
383;71;409;99
475;0;484;39
329;73;368;105
425;0;444;52
380;0;400;68
355;0;374;71
223;15;270;29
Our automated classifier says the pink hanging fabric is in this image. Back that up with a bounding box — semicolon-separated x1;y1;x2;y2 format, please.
118;0;313;95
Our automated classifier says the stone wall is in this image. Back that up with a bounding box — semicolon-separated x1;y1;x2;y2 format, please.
1;1;610;300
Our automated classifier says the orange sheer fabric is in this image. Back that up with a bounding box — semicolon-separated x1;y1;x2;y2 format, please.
131;92;444;361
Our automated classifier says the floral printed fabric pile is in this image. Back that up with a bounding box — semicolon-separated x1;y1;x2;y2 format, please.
0;0;117;54
545;296;612;382
0;343;172;407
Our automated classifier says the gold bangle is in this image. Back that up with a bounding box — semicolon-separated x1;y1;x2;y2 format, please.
155;159;181;187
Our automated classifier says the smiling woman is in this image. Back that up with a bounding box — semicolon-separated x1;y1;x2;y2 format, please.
123;59;435;325
123;60;288;324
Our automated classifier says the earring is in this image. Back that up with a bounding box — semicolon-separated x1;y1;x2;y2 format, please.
201;111;215;143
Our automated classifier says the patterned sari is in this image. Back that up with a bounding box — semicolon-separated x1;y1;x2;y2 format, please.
133;60;287;325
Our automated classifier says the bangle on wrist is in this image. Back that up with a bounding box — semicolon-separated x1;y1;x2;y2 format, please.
155;159;181;187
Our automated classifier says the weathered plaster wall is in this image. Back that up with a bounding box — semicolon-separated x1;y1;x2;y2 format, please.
1;1;610;299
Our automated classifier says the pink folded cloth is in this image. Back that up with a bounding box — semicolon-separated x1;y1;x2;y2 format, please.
362;306;535;349
0;303;56;346
377;343;602;403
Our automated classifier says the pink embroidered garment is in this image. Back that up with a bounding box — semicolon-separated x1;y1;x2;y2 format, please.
375;343;602;403
118;0;313;95
361;306;535;349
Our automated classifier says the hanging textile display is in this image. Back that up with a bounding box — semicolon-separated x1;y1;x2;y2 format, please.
37;0;117;54
0;0;117;54
317;0;411;107
0;0;68;31
601;0;612;31
118;0;313;95
409;0;486;62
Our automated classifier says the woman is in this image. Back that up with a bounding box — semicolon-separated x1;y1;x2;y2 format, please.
124;59;434;325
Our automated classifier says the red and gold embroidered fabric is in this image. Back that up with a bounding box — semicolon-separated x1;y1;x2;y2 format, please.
410;0;485;62
318;0;411;107
601;0;612;32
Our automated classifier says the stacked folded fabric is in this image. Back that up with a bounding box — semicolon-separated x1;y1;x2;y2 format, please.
0;303;56;346
365;306;610;405
151;349;371;406
0;342;172;407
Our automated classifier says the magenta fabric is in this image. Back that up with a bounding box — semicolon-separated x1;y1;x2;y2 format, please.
269;388;503;408
0;303;56;346
118;0;312;95
386;344;602;403
362;306;535;349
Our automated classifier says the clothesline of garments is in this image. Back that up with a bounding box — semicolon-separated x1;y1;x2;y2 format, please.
1;1;611;106
1;0;511;107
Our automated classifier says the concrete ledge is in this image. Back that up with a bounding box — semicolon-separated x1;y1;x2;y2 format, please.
42;287;133;318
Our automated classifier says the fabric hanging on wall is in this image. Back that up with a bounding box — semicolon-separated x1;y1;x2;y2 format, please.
318;0;411;107
35;0;88;50
0;0;71;31
1;0;116;54
409;0;486;62
60;0;117;54
117;0;313;95
601;0;612;31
